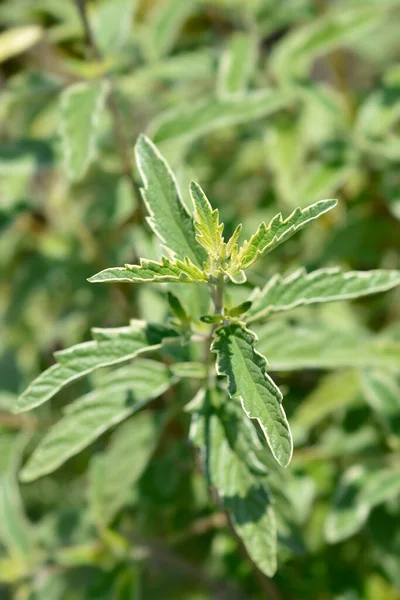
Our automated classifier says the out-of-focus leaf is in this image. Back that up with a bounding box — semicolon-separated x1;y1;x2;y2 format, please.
248;268;400;322
134;135;207;266
60;80;109;181
142;0;198;61
271;5;386;82
170;362;207;379
0;26;43;63
358;466;400;508
217;32;257;98
89;256;207;284
0;432;35;560
256;321;400;371
149;89;295;144
291;370;360;430
325;466;371;544
92;0;137;56
212;323;292;467
15;322;179;412
361;371;400;437
88;411;160;525
20;361;173;482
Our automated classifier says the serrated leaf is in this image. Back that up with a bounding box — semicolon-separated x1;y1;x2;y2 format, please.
248;268;400;322
60;80;108;181
211;323;293;467
191;389;277;577
256;321;400;371
325;466;371;544
149;88;295;144
361;371;400;438
217;31;257;98
89;256;207;284
190;181;224;260
0;432;35;559
134;135;206;266
237;199;337;270
15;322;179;413
19;361;172;482
88;411;160;525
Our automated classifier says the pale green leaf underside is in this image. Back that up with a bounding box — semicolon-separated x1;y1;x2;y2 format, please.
190;389;277;577
15;322;179;413
358;466;400;508
134;135;206;266
238;199;337;270
149;88;294;144
190;181;224;260
256;321;400;371
20;361;172;482
212;323;293;467
60;80;108;181
88;411;160;526
248;268;400;322
89;256;207;284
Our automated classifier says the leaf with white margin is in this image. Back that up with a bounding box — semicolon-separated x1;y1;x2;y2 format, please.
20;361;172;482
60;80;108;181
134;135;206;267
15;322;179;413
248;268;400;322
237;199;337;270
89;256;207;284
211;323;293;467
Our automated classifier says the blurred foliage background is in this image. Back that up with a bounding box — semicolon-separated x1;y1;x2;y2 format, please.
1;0;400;598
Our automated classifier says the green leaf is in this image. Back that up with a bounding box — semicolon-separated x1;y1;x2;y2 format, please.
325;466;371;544
256;321;400;371
217;31;257;98
291;370;360;431
361;371;400;438
134;135;206;266
167;291;190;324
227;300;252;318
88;411;160;525
271;5;383;82
149;89;295;144
248;268;400;322
211;323;293;467
237;199;337;270
191;389;277;577
142;0;198;61
170;362;207;379
0;432;35;559
19;361;172;482
358;466;400;508
60;80;108;181
89;256;207;284
190;181;224;260
15;322;179;413
92;0;137;56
